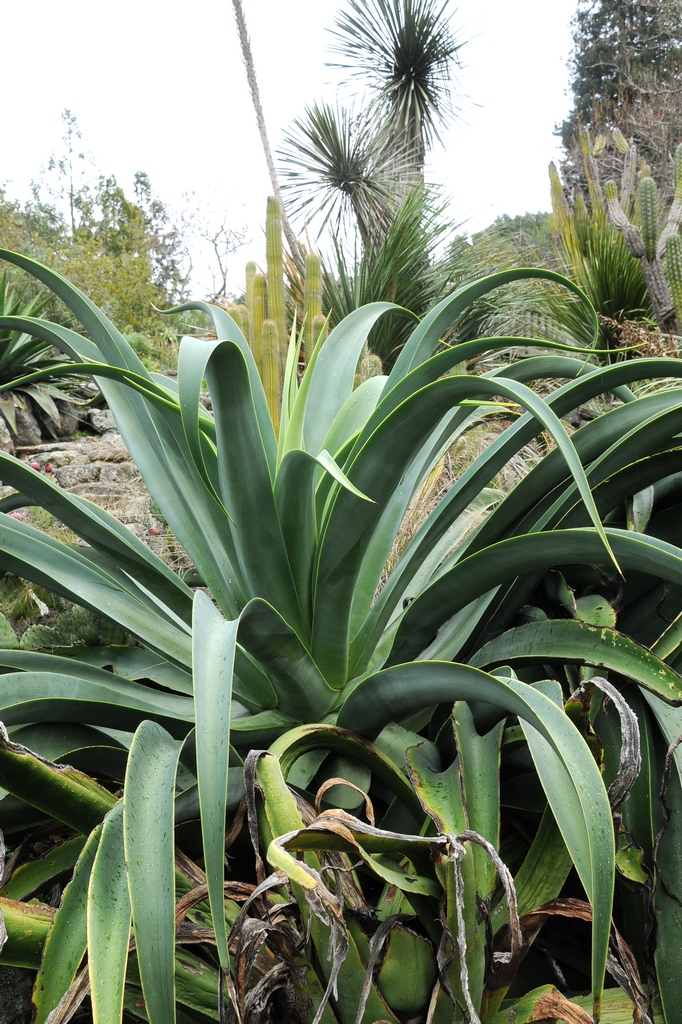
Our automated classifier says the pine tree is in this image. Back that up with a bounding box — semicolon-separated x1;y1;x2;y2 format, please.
561;0;682;170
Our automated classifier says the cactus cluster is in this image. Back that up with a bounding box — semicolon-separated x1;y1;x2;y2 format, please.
0;600;130;651
554;128;682;337
224;197;328;431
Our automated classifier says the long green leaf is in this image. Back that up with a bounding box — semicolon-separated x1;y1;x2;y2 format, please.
123;721;182;1024
390;528;682;665
0;723;116;832
314;375;617;685
471;619;682;704
385;268;598;389
33;824;102;1024
0;671;193;736
238;598;337;713
300;301;404;454
193;591;235;968
87;802;131;1024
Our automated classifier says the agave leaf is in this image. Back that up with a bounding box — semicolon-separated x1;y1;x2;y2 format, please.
123;721;183;1024
0;723;116;832
203;340;303;632
0;516;192;667
0;835;87;901
192;590;235;968
338;661;614;1017
269;723;422;819
485;985;595;1024
527;400;682;535
299;301;404;455
315;374;616;685
0;449;193;615
390;528;682;666
385;268;598;388
167;298;276;469
87;802;131;1024
319;375;386;458
238;599;337;714
453;703;504;899
277;320;303;454
471;619;682;705
33;823;102;1024
0;897;55;968
0;671;194;737
353;365;678;667
255;752;398;1024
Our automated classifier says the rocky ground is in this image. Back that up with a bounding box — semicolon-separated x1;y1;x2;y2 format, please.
1;407;174;559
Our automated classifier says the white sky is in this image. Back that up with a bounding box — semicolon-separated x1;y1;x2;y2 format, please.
2;0;576;295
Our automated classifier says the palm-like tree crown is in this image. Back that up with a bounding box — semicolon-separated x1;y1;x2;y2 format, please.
279;101;400;246
328;0;464;171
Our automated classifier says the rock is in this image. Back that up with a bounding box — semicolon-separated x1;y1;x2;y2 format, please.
12;406;42;446
0;415;14;454
54;400;81;438
0;966;33;1023
88;408;118;434
99;463;140;484
53;464;101;489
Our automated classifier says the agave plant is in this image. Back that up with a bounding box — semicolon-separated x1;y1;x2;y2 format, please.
0;272;80;439
1;251;682;1022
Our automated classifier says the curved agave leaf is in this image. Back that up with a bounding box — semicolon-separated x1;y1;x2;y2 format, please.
167;297;276;468
359;336;605;451
0;518;193;670
337;660;614;1017
314;374;617;684
385;268;599;389
201;339;303;632
0;671;194;736
353;362;673;667
0;835;87;902
87;802;130;1024
123;721;182;1024
0;723;116;833
268;723;423;818
319;374;387;458
0;254;249;619
238;598;337;714
33;823;101;1024
0;250;146;371
471;619;682;705
0;450;193;620
275;448;374;631
508;399;682;539
299;301;406;455
390;528;682;665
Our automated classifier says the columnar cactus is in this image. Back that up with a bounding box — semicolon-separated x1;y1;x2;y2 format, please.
665;234;682;325
303;252;323;353
265;196;288;371
602;139;682;335
251;272;267;369
224;198;327;428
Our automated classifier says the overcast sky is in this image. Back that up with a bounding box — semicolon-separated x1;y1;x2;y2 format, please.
3;0;576;294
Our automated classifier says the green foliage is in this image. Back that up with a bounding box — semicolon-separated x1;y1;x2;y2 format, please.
0;112;189;340
325;183;465;366
3;253;682;1021
0;273;81;436
548;140;658;352
560;0;682;154
329;0;464;175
